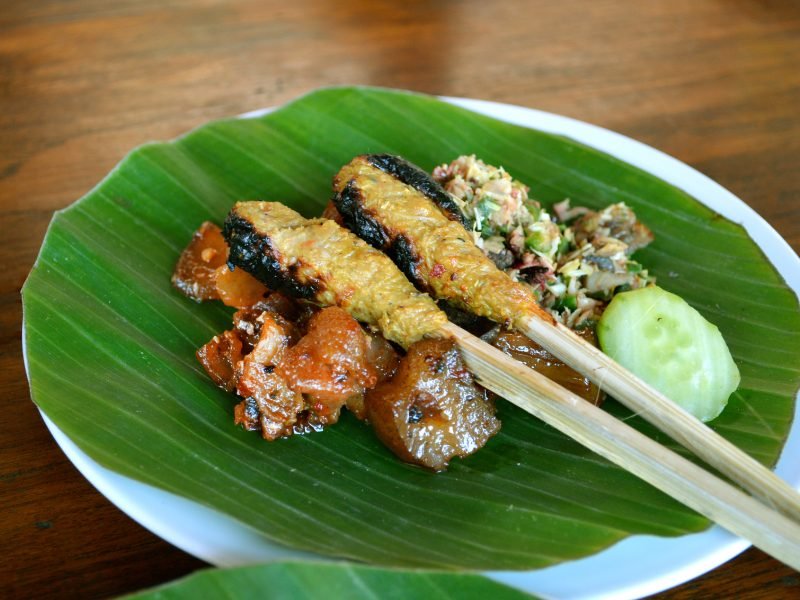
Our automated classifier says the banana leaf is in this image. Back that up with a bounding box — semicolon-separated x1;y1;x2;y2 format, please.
123;562;533;600
23;86;800;570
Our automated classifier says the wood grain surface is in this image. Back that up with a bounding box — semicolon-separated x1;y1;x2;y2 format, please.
2;0;798;598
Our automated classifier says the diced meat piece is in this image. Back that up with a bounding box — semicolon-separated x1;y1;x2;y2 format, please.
232;293;302;350
484;327;605;406
235;361;304;440
196;330;244;392
365;338;500;471
249;312;297;366
233;397;261;431
236;295;302;347
215;265;270;308
364;331;400;384
276;307;377;407
344;331;401;420
172;222;228;301
259;292;301;322
234;313;305;440
232;306;266;349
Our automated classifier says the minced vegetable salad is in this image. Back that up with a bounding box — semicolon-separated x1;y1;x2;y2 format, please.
433;155;655;328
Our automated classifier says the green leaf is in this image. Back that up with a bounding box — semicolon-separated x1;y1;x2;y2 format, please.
23;86;800;570
122;562;535;600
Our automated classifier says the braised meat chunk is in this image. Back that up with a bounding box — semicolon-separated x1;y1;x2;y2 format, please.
215;265;270;308
484;327;605;406
235;362;304;440
172;221;269;307
196;330;245;392
347;331;400;420
172;221;229;301
278;307;378;411
365;338;500;471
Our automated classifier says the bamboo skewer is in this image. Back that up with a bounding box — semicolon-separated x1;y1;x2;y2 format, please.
521;315;800;524
442;321;800;570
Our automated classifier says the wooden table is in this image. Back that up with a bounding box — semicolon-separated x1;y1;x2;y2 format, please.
2;1;798;597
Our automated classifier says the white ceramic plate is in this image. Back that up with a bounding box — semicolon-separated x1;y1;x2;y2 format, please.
36;96;800;600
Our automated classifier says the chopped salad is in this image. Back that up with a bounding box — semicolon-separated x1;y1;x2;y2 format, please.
433;155;655;328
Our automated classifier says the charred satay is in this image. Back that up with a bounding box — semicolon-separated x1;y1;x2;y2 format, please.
333;154;554;328
223;201;447;348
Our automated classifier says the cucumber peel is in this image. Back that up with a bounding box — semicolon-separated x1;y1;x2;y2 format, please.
598;286;740;422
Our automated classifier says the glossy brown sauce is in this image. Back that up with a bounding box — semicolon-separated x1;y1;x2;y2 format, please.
484;327;605;406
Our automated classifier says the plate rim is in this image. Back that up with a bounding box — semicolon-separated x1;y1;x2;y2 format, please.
29;91;800;600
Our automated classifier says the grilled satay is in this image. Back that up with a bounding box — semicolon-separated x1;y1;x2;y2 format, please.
332;154;554;328
223;201;447;348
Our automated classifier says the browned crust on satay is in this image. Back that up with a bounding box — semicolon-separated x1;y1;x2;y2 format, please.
332;154;555;328
222;201;448;348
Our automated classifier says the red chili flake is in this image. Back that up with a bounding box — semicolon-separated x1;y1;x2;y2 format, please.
430;263;445;277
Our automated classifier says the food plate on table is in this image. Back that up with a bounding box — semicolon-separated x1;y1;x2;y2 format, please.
23;87;800;599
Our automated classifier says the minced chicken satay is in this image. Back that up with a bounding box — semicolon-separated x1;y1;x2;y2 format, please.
332;154;554;328
223;201;448;348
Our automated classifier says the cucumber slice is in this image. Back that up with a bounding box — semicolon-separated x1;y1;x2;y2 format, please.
597;286;740;422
